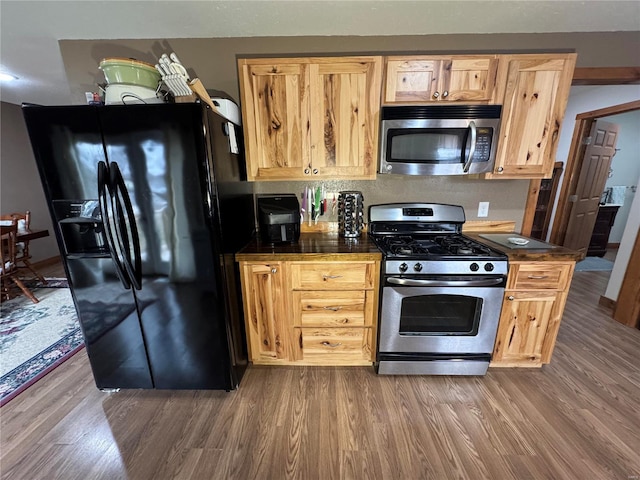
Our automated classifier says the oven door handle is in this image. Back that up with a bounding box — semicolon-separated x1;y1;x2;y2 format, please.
463;120;477;173
387;276;504;287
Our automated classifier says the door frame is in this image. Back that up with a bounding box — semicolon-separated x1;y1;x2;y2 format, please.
549;99;640;246
520;66;640;239
552;99;640;328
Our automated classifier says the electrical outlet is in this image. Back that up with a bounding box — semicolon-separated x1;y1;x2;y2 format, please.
478;202;490;218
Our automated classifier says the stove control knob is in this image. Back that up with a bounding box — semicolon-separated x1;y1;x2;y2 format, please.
399;263;408;273
484;263;494;272
413;263;423;272
470;262;480;272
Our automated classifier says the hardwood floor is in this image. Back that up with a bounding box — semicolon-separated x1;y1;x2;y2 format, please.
1;269;639;479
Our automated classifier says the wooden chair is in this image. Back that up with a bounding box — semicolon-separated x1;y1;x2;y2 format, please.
0;211;47;284
1;220;39;303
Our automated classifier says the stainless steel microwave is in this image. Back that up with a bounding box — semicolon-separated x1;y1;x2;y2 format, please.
379;105;502;176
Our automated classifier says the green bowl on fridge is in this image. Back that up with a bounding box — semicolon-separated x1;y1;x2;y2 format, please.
99;57;161;90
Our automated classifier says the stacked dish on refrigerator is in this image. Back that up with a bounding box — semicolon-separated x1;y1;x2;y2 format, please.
99;58;164;105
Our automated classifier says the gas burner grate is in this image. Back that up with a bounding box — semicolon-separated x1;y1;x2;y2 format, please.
372;233;501;259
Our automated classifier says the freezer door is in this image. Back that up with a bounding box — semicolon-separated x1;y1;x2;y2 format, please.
23;105;153;389
22;105;105;201
98;104;235;389
66;257;153;389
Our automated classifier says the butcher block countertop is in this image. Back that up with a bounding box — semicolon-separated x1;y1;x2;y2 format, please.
236;233;382;262
467;233;583;262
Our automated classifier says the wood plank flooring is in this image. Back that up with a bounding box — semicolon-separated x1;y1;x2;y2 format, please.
1;269;639;479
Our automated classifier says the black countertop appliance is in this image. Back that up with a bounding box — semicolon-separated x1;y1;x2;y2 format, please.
257;194;300;244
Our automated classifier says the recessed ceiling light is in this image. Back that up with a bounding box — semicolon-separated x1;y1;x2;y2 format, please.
0;72;19;82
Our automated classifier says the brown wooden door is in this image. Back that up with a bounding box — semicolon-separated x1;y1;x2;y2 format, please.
563;120;619;253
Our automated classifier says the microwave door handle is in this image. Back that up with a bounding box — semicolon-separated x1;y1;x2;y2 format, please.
463;120;477;173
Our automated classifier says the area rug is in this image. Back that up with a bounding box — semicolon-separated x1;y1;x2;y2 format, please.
24;277;69;289
0;283;84;406
574;256;614;272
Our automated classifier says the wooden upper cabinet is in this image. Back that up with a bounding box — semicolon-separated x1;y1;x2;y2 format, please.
238;61;309;181
238;56;381;181
488;53;577;179
383;55;499;104
309;59;381;179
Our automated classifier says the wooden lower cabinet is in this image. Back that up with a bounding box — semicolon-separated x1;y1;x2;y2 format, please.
239;259;380;365
491;261;575;367
239;262;290;364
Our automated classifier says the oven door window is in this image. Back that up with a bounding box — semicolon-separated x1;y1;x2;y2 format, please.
399;294;482;335
387;128;472;165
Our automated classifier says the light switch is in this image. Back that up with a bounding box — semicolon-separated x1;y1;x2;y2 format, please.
478;202;489;217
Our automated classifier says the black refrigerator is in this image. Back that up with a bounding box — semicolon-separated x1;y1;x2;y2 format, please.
22;103;255;391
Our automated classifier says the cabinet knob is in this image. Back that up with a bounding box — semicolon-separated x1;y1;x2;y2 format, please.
508;295;515;301
271;268;277;274
432;91;440;99
442;90;449;98
304;168;310;174
497;167;504;172
312;168;319;174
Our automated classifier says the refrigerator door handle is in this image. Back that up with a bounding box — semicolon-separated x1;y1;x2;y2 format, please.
110;162;142;290
97;161;131;289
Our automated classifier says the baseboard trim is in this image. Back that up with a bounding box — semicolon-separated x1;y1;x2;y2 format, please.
599;295;616;311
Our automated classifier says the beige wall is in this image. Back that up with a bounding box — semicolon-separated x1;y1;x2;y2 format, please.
56;32;639;230
60;32;640;106
2;33;637;252
0;102;59;262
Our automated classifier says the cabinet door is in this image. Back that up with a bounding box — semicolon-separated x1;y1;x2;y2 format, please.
490;54;576;178
308;57;381;179
238;60;310;181
384;56;498;103
444;57;499;102
492;291;559;366
240;262;290;363
384;57;443;103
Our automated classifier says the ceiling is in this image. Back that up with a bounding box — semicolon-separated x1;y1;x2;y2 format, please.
1;0;639;106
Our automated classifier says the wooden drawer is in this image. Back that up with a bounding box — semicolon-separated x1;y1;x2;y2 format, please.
507;263;573;291
290;262;375;290
297;327;373;364
295;291;366;327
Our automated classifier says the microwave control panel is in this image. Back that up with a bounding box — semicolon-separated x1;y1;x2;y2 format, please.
475;128;493;161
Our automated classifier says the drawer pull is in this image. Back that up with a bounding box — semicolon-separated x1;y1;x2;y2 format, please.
271;268;277;274
322;275;343;280
321;341;342;348
323;306;342;311
527;275;548;279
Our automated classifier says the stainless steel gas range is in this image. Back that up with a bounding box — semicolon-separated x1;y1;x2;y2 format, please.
368;203;508;375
